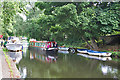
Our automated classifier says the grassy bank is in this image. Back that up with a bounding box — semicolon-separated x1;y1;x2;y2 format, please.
101;50;120;58
58;41;120;58
3;48;8;52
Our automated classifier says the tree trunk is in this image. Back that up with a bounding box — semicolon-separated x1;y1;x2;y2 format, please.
82;37;93;49
90;37;99;50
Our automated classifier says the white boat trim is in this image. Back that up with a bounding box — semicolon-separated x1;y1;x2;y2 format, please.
58;50;69;54
58;47;69;51
77;50;88;53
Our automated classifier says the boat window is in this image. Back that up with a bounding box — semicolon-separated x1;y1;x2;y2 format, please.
38;43;40;46
35;43;37;46
41;43;43;47
43;43;45;47
37;43;39;46
39;43;41;46
40;43;42;47
36;43;37;46
32;42;34;46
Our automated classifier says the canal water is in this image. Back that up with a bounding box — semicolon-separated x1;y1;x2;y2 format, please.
7;47;120;79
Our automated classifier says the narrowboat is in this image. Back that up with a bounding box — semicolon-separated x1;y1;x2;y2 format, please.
29;41;58;52
87;50;112;57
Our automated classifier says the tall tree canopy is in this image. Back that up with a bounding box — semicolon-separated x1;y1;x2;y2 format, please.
1;1;119;49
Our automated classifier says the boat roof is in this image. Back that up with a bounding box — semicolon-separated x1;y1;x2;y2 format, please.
30;41;56;43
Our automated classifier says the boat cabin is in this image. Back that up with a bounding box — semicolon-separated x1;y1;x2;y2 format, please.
29;41;57;49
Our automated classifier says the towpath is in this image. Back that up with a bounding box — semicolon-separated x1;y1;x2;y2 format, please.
0;47;2;79
0;47;21;79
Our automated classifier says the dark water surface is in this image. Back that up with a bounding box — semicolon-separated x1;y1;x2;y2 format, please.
7;47;120;78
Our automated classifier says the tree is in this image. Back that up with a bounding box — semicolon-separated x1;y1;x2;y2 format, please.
1;1;28;36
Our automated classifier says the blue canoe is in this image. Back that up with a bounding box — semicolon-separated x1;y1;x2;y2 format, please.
87;50;112;57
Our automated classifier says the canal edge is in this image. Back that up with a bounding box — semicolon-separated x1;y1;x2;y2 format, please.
0;47;2;80
0;47;21;78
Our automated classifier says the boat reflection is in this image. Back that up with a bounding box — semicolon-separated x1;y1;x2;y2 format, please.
100;64;118;78
30;48;58;63
22;47;28;57
77;53;112;61
8;51;22;64
19;67;27;78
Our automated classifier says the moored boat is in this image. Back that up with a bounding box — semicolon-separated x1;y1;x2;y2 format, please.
87;50;112;57
29;41;58;51
6;37;23;52
77;49;88;53
22;37;29;48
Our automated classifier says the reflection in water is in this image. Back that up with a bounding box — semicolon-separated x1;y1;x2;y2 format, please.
100;64;118;78
30;52;57;63
29;47;58;63
77;53;112;61
8;51;22;64
19;67;27;78
22;47;28;57
15;47;120;79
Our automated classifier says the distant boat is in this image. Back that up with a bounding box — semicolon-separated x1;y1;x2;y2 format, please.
58;47;69;51
77;49;88;53
6;37;23;52
77;53;112;61
22;37;29;48
87;50;112;57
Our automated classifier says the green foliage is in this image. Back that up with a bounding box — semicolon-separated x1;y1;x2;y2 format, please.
1;1;28;36
3;48;8;52
50;24;62;33
4;2;120;49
